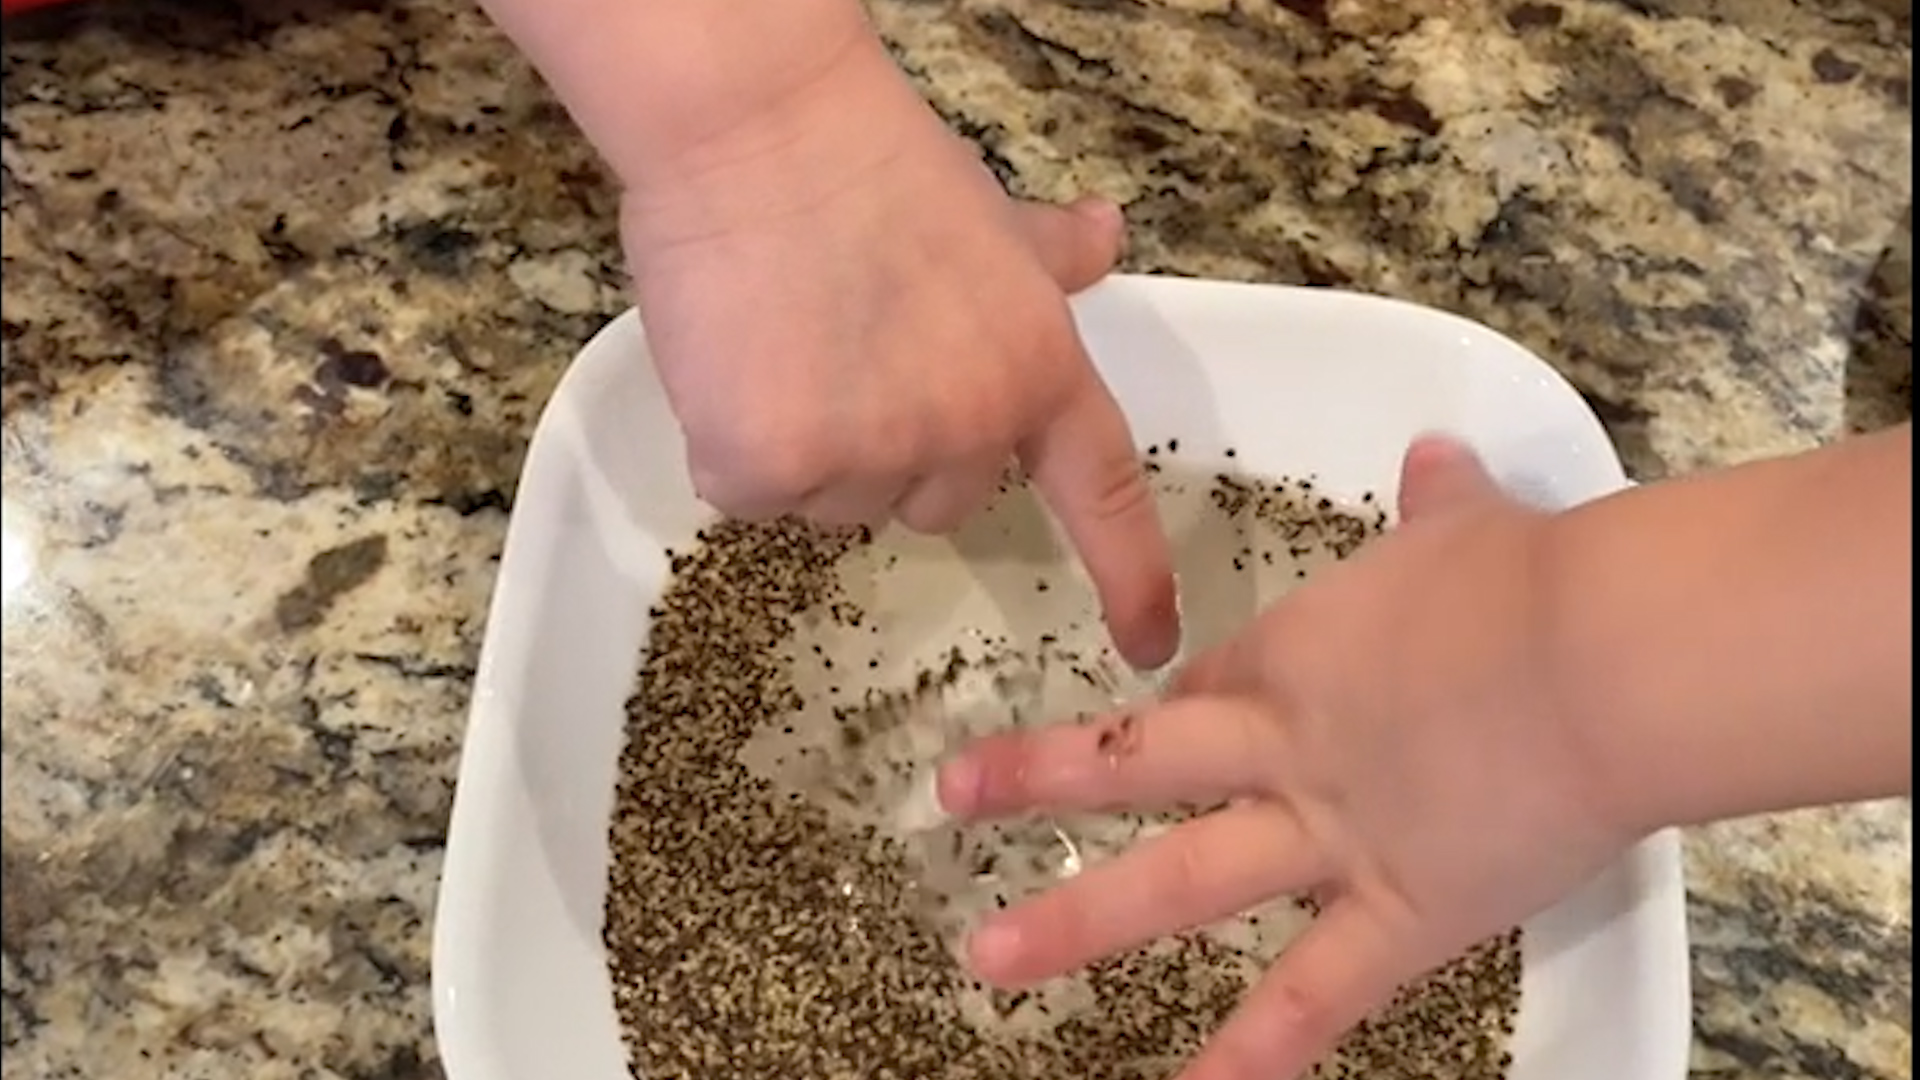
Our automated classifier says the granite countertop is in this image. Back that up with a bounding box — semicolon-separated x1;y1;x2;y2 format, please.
0;0;1909;1076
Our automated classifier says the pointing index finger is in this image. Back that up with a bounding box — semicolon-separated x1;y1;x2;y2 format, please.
937;696;1279;821
1020;374;1180;670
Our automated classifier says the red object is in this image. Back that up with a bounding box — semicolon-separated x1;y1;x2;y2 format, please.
2;0;78;14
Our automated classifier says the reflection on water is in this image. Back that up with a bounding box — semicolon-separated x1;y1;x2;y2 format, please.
734;464;1372;1044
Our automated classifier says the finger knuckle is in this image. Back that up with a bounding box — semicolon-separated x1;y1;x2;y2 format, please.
918;381;1017;461
1153;834;1213;908
686;448;783;513
686;459;749;512
1228;704;1280;770
1258;975;1339;1047
1011;293;1075;350
1074;455;1155;524
952;412;1016;462
688;424;834;507
987;291;1076;375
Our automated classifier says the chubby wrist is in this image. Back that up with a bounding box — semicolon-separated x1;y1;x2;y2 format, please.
1525;434;1913;833
1525;501;1665;843
483;0;892;190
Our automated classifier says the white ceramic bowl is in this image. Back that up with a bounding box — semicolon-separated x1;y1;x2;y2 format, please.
432;275;1692;1080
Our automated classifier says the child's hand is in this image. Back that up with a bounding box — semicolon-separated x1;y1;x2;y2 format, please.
936;437;1640;1079
618;42;1178;669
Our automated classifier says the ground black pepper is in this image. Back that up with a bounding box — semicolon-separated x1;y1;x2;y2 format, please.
605;465;1520;1079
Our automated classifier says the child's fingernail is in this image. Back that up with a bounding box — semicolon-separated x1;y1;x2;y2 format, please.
1132;602;1182;672
936;754;983;817
895;769;949;833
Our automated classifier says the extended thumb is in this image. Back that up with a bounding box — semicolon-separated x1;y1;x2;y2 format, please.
1014;197;1127;294
1396;434;1501;524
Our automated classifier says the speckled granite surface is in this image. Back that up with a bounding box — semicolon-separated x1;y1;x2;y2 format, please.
0;0;1909;1077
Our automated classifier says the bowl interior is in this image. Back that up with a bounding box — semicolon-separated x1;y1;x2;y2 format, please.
432;276;1691;1080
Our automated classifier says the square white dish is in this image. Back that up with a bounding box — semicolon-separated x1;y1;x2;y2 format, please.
431;274;1692;1080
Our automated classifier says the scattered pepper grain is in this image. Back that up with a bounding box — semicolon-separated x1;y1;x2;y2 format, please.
604;465;1520;1080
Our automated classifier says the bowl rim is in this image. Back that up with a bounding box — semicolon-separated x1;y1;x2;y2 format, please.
432;274;1694;1080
